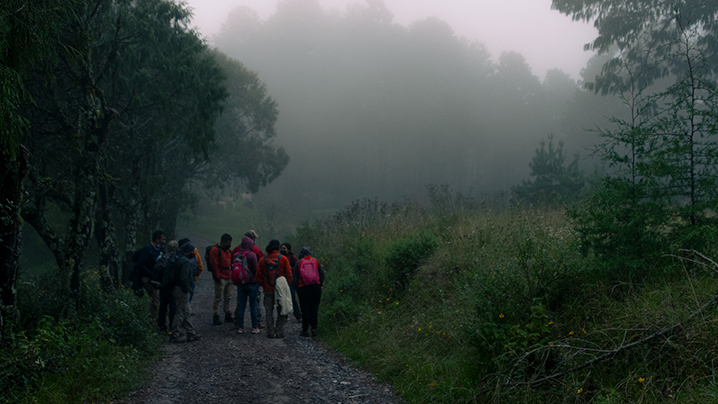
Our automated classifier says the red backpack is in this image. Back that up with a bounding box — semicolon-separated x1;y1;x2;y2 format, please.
298;257;320;286
231;252;250;285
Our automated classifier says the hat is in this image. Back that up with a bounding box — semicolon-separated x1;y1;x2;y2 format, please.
245;230;259;240
179;242;195;255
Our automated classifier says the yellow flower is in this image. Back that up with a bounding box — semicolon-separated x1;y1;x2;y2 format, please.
418;328;421;331
386;298;390;301
395;302;399;305
577;388;583;394
499;313;505;318
340;290;343;292
582;328;587;334
548;341;553;346
639;378;645;383
430;382;437;386
548;321;554;325
569;331;574;335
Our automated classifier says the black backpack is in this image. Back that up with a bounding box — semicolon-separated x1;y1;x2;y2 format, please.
205;244;222;275
150;253;169;289
265;253;283;286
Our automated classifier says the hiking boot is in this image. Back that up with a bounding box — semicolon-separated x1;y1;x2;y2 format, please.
311;329;318;337
169;335;186;343
213;314;223;325
186;334;201;342
237;328;244;334
300;330;310;337
251;328;260;334
224;313;234;323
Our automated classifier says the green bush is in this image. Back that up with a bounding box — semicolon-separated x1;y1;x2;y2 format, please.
2;270;161;402
385;232;438;291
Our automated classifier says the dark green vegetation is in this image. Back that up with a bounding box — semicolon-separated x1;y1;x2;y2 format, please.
1;0;285;402
289;189;718;403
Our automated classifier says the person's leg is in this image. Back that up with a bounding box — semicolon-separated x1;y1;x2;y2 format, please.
275;305;287;337
157;288;169;330
143;277;159;321
236;285;248;330
290;285;302;321
189;279;196;303
168;291;177;330
172;288;195;337
263;292;276;336
297;287;311;334
249;284;259;329
170;287;184;338
213;279;222;317
223;278;234;321
257;286;264;327
309;284;322;332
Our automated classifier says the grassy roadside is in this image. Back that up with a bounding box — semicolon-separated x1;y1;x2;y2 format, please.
288;196;718;403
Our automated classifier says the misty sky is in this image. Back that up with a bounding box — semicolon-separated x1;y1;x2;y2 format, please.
184;0;598;80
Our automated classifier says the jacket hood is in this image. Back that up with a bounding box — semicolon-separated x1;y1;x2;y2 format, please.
238;236;255;253
298;247;312;260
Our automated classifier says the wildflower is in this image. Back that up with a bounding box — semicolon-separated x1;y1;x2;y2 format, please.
582;328;586;334
548;321;554;325
395;302;399;305
577;388;583;394
386;298;390;301
548;341;553;346
639;378;645;383
418;328;421;331
499;313;504;318
406;364;409;367
340;290;343;292
430;382;437;386
569;331;574;335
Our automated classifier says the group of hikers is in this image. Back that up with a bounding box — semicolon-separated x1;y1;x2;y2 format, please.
131;230;324;342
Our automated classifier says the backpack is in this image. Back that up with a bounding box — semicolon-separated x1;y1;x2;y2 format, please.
298;257;320;286
205;244;221;275
151;253;169;289
264;253;283;286
231;252;251;285
161;256;180;290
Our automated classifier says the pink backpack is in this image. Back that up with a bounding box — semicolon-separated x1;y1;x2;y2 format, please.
231;252;250;285
298;257;320;286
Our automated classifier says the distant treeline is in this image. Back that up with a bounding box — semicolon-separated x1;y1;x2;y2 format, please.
213;0;624;214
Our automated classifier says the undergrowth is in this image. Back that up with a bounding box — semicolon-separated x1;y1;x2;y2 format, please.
289;188;718;403
1;270;161;403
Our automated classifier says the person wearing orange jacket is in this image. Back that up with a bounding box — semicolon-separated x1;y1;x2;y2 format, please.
256;239;292;338
292;247;325;337
209;233;234;325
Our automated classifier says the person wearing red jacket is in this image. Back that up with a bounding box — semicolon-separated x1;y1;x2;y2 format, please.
233;230;266;328
292;247;325;337
256;239;292;338
209;233;234;325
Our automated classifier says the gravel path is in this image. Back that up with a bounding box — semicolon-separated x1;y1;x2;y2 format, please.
116;236;403;404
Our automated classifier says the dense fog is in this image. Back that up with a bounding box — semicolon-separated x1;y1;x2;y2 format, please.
209;0;623;216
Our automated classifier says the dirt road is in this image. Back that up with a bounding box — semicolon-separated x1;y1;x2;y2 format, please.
117;238;403;404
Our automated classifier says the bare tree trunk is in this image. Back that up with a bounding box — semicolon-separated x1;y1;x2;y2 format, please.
96;180;119;290
0;146;29;341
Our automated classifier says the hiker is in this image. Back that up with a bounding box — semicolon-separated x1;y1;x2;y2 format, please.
281;242;302;323
209;233;234;325
256;239;293;338
166;241;200;342
178;238;203;314
233;236;260;334
135;230;166;321
234;230;266;328
293;247;325;337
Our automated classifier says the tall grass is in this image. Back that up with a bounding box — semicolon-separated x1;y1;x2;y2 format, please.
289;188;718;403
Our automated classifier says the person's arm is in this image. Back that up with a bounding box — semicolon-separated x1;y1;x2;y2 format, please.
209;246;219;280
256;258;266;289
137;246;153;277
179;259;192;293
194;248;203;279
316;258;325;284
281;256;292;285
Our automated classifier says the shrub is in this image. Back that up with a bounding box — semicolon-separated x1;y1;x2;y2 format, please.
385;232;438;291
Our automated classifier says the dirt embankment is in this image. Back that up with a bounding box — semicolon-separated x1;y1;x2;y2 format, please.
116;236;403;404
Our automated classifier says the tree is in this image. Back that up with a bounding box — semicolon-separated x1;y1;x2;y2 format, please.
1;0;80;326
514;134;584;205
20;0;227;301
